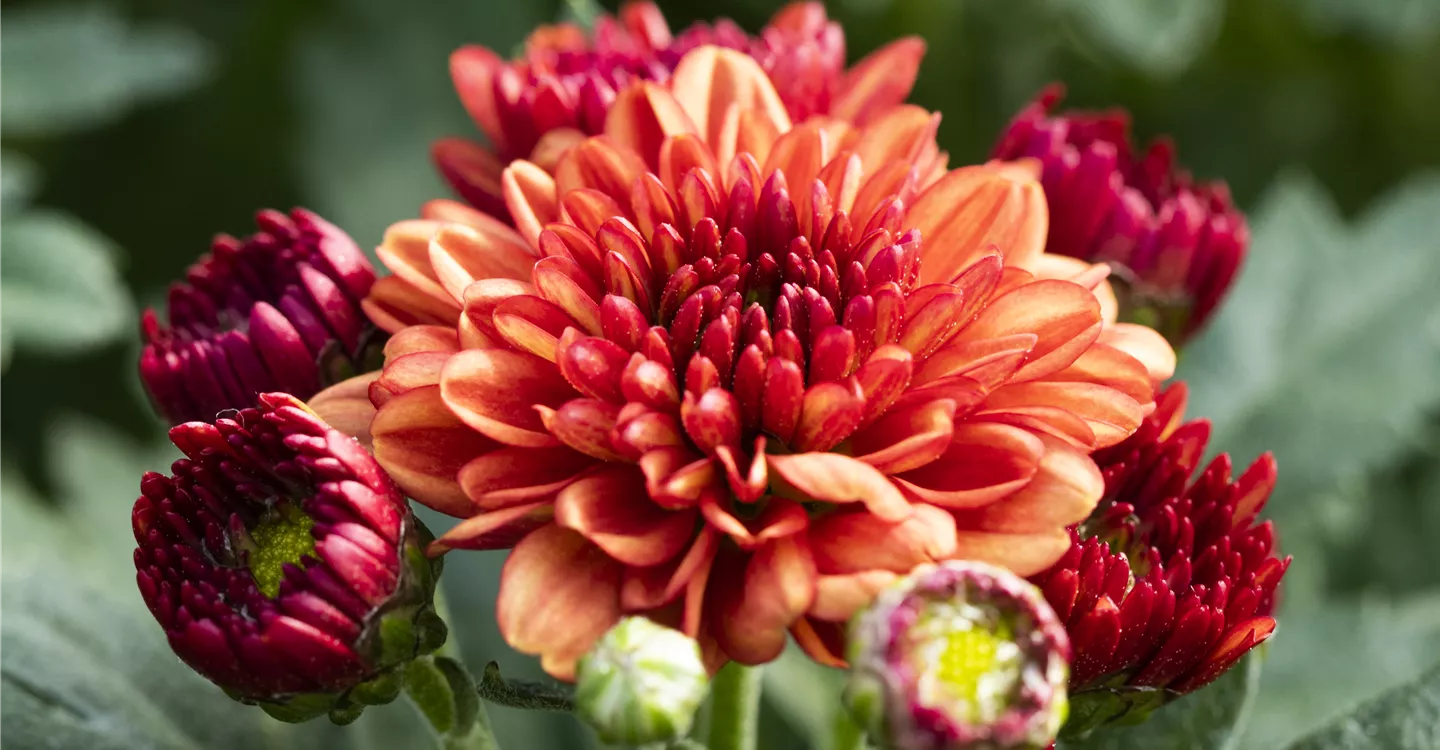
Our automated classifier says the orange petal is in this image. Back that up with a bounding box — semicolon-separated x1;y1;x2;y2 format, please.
496;524;623;680
503;160;558;249
371;386;500;517
606;81;699;170
809;570;899;623
850;398;956;474
431;501;555;553
458;446;595;509
700;492;808;550
450;46;505;146
1032;254;1118;324
670;46;792;159
1100;323;1176;385
362;276;460;333
307;373;379;449
376;351;451;397
910;164;1048;282
948;279;1102;382
981;381;1144;449
554;136;649;208
951;438;1103;534
428;224;537;303
790;617;850;668
895;422;1044;508
375;220;450;303
383;324;459;359
712;537;816;664
852;105;940;177
917;333;1037;388
440;348;574;447
1049;343;1154;406
947;528;1072;576
768;452;912;522
808;503;957;575
621;526;720;612
556;466;698;567
831;37;925;127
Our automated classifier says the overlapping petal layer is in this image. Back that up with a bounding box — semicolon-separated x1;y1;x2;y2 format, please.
435;1;924;221
368;46;1173;679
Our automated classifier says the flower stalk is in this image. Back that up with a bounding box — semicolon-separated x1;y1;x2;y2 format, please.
708;664;763;750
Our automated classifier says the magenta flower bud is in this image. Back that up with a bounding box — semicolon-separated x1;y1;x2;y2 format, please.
992;85;1249;345
139;208;384;425
846;561;1070;750
132;393;443;723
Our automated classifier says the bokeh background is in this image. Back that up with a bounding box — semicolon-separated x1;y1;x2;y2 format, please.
4;0;1440;747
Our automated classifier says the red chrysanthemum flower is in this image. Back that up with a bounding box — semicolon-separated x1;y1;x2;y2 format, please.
434;0;924;220
132;394;443;722
1030;383;1289;733
139;209;382;425
992;86;1249;345
364;46;1175;679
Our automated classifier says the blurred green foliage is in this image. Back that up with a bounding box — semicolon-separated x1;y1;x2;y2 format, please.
3;0;1440;748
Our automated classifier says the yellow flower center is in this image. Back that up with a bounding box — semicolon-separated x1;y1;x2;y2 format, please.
247;504;316;598
909;600;1022;725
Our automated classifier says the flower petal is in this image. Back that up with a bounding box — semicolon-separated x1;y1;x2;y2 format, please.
428;224;537;303
948;528;1072;576
307;373;379;449
503;160;558;249
831;37;925;127
948;279;1102;382
808;503;957;575
431;501;555;553
895;422;1044;508
711;537;816;664
1100;322;1177;384
981;381;1144;449
371;386;500;516
951;438;1103;533
440;348;575;447
458;446;595;509
496;524;623;680
768;452;911;522
911;164;1048;281
809;571;899;623
670;46;792;165
555;466;698;567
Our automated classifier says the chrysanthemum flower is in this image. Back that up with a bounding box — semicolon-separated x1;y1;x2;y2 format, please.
132;394;443;722
1030;383;1288;732
434;1;924;220
139;209;382;425
846;561;1069;750
366;46;1175;679
992;86;1248;344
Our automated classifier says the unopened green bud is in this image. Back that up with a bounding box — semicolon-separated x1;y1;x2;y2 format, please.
575;617;709;745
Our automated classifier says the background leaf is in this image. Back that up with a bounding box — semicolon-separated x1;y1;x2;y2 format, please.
0;211;134;359
1052;0;1225;77
0;4;212;137
1283;660;1440;750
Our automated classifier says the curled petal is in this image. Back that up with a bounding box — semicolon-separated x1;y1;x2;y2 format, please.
496;524;624;680
371;386;499;516
948;528;1072;576
440;348;575;447
768;452;911;522
809;503;957;575
503;160;559;248
951;439;1103;533
458;446;595;510
307;373;379;449
1100;322;1177;384
712;537;816;664
432;502;554;553
911;164;1049;281
982;381;1144;449
556;467;698;567
895;422;1044;508
670;46;792;163
850;398;956;475
948;279;1102;382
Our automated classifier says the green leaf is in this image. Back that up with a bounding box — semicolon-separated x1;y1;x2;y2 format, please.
1059;653;1261;750
0;4;212;137
1240;595;1440;749
2;151;39;214
0;210;134;358
1052;0;1224;77
1288;0;1440;45
1177;172;1440;595
1284;661;1440;750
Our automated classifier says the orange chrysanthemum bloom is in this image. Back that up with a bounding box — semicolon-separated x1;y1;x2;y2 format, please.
364;47;1175;679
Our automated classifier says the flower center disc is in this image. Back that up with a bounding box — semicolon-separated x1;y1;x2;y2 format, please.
909;601;1023;725
246;504;317;598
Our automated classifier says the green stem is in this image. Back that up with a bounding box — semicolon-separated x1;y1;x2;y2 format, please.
831;709;866;750
707;663;763;750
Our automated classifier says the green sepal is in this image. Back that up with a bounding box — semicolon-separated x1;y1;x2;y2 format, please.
350;668;405;706
1059;685;1171;740
254;692;339;724
327;703;365;726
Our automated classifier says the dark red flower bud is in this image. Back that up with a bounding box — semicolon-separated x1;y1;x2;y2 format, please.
132;394;443;723
1030;383;1289;735
993;86;1249;344
139;209;384;425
